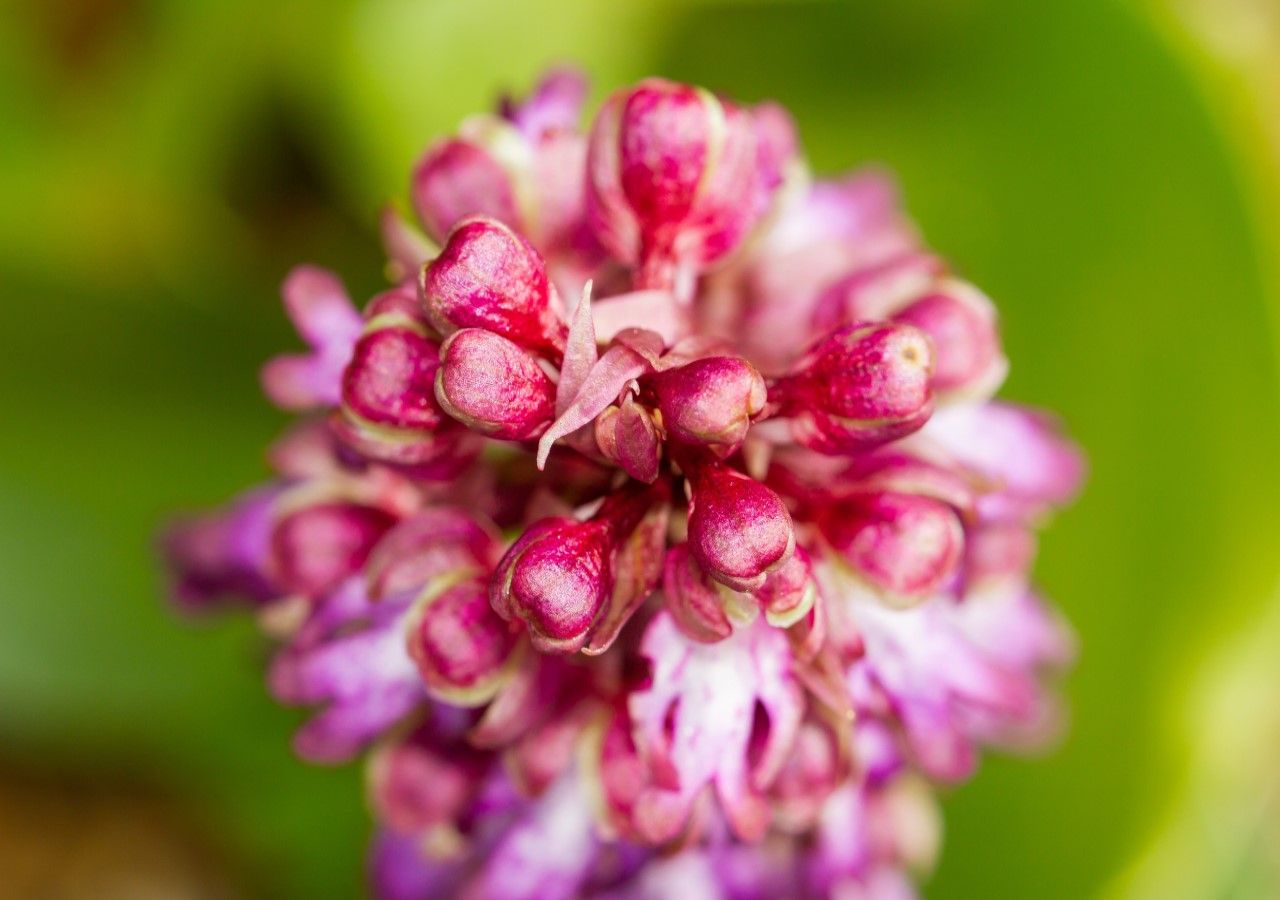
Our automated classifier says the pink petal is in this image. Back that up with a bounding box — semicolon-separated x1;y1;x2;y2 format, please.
261;353;341;409
281;265;363;350
592;290;686;345
556;282;599;415
380;206;438;284
536;343;651;468
507;67;588;138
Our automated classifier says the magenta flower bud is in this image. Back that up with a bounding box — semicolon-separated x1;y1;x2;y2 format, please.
684;458;795;591
647;356;766;452
333;290;480;474
594;395;662;483
340;298;446;433
490;486;655;654
775;321;935;454
809;252;946;335
892;279;1006;398
367;725;491;835
420;217;567;359
406;577;519;705
820;492;964;600
489;517;613;654
364;508;500;600
662;544;754;643
412;136;525;243
271;500;397;598
587;79;765;284
435;328;556;440
755;546;817;627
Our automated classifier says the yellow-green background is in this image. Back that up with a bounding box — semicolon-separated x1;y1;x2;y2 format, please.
2;0;1278;897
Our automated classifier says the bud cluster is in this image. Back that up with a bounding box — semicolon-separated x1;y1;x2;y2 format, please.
165;70;1081;899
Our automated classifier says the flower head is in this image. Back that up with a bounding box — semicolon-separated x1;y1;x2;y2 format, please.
166;68;1082;899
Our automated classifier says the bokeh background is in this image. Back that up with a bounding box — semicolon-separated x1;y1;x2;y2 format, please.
2;0;1279;897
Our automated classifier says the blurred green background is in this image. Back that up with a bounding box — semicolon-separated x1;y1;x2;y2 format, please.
2;0;1278;897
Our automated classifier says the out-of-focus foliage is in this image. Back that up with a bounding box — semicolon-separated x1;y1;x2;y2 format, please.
0;1;1276;897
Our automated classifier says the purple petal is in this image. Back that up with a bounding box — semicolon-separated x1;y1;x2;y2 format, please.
507;68;589;138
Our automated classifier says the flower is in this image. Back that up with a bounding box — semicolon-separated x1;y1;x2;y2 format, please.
164;68;1082;899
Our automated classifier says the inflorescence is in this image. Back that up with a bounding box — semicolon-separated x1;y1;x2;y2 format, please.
165;70;1082;899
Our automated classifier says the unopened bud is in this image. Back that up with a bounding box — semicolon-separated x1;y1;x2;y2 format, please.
820;492;964;601
406;577;518;705
420;216;567;358
435;328;556;440
892;280;1005;398
412;134;526;242
271;501;396;598
340;293;446;433
594;395;662;483
334;291;477;473
647;356;765;453
489;518;614;654
684;458;795;591
755;546;818;627
364;508;500;600
775;322;934;454
587;79;766;284
662;544;755;643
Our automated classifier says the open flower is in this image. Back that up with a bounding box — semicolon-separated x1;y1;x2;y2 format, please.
165;68;1082;900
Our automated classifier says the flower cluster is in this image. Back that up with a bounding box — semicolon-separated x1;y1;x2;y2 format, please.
165;70;1082;899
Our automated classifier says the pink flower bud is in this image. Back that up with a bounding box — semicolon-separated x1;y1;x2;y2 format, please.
662;544;754;643
891;280;1006;398
755;546;817;627
271;501;397;598
587;79;766;284
412;137;525;243
504;705;591;796
594;395;662;483
333;292;479;474
775;321;935;454
647;356;765;452
435;328;556;440
812;260;1005;402
412;70;592;254
367;725;491;834
684;458;795;591
420;217;567;359
364;508;500;600
340;298;446;433
489;518;613;654
820;492;964;600
406;577;519;705
490;486;656;654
